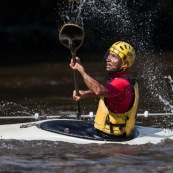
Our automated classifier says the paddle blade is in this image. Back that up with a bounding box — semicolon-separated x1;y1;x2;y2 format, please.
59;24;84;51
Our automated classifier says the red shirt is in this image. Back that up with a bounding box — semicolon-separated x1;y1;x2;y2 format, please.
105;72;134;113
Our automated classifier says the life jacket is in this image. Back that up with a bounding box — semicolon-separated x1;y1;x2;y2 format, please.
94;79;139;137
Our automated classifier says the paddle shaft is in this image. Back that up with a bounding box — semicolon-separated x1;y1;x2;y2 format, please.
71;49;81;120
59;24;84;120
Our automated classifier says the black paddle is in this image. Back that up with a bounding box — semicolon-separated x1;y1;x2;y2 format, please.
59;24;84;120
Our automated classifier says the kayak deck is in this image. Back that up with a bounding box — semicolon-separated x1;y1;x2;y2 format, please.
0;119;173;145
39;120;139;142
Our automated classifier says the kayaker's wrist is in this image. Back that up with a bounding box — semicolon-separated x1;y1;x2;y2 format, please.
79;65;85;76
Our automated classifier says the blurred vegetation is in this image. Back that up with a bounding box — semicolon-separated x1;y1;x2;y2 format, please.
0;0;172;65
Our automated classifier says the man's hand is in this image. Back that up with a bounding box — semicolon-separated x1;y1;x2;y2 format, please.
73;90;86;101
69;57;83;72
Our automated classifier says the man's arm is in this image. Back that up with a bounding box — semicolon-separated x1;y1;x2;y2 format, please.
69;57;107;97
73;89;96;101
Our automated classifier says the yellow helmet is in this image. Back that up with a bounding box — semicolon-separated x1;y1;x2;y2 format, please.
109;41;136;71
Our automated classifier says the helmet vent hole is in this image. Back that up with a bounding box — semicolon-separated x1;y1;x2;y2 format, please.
120;46;124;50
124;45;127;49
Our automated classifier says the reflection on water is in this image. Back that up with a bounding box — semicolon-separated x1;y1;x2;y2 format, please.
0;53;173;172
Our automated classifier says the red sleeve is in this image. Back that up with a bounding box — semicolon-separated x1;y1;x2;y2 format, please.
105;78;131;98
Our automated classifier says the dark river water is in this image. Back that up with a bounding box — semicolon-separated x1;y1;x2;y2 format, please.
0;53;173;173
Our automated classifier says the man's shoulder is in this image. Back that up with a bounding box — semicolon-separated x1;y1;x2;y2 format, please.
107;77;131;89
112;77;130;84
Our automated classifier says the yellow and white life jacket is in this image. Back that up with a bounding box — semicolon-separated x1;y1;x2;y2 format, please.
94;81;139;137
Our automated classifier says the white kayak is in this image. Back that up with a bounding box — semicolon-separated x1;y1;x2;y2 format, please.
0;119;173;145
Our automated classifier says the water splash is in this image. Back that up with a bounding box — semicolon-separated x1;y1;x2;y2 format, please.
0;101;77;118
0;101;47;117
159;75;173;112
0;101;29;116
57;0;173;114
140;54;173;113
165;75;173;92
57;0;157;50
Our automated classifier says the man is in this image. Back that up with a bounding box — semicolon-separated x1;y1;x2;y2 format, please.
69;41;139;137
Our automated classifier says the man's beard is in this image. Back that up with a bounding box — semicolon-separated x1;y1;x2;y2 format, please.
106;68;122;75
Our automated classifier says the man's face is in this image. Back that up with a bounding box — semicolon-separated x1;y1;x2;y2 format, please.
106;51;123;73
